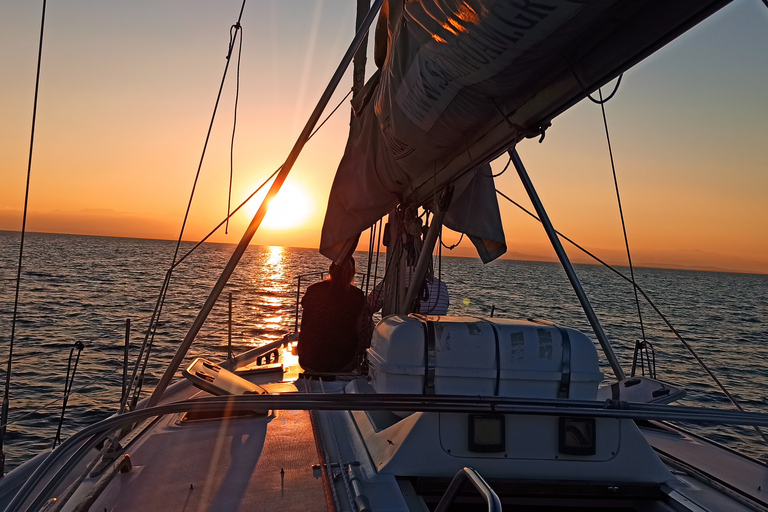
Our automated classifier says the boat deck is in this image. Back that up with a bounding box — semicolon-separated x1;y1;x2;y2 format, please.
89;382;328;512
642;422;768;512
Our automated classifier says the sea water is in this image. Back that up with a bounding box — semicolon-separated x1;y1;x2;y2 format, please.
0;231;767;471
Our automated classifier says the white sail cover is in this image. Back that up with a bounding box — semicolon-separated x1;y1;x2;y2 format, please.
320;0;731;262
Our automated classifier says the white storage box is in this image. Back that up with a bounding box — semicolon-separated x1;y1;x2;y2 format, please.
367;315;603;400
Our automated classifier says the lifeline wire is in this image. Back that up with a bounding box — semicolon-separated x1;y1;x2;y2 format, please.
495;188;768;446
1;0;48;475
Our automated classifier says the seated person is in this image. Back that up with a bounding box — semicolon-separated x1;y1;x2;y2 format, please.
298;257;365;373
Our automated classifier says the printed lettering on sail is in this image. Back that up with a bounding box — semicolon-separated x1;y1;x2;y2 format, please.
396;1;583;132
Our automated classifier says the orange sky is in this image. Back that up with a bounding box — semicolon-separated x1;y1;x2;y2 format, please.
1;1;767;274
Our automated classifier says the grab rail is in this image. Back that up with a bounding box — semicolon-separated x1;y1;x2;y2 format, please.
14;395;768;512
435;467;501;512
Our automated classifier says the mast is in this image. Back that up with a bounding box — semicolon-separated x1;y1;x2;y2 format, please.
402;187;452;313
352;0;370;100
510;149;625;380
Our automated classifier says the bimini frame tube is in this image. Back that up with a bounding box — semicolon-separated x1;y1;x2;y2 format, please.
147;0;385;408
510;149;625;380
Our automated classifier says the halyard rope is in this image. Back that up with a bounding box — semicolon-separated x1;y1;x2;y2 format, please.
226;22;244;235
591;80;649;363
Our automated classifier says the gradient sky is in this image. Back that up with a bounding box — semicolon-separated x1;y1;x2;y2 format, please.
1;0;767;273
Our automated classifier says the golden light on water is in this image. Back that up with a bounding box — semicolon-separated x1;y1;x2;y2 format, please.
267;245;284;268
245;246;292;348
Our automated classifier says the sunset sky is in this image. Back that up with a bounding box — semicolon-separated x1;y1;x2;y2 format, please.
1;0;767;274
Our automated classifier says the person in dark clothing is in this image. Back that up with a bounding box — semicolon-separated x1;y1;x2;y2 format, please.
298;257;365;372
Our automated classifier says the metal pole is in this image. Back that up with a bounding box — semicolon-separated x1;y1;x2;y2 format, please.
122;319;130;406
402;210;447;314
510;149;625;380
294;275;301;331
147;0;385;408
435;467;501;512
228;293;234;361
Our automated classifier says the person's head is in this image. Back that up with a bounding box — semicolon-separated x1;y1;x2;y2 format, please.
329;257;356;292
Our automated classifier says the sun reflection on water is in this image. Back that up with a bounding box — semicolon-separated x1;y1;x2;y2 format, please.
242;246;295;348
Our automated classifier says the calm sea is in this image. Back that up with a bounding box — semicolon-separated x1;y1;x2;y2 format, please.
1;231;767;471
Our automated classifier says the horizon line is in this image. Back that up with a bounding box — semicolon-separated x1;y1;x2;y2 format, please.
2;229;766;277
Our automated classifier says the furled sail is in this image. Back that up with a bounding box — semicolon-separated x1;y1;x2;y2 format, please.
320;0;731;262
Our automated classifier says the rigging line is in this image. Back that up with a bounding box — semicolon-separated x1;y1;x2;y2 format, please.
53;341;83;448
148;0;386;408
129;78;352;395
0;336;127;370
128;78;344;406
440;232;464;250
490;152;512;178
124;0;249;411
120;269;172;413
174;168;280;269
172;83;351;270
171;0;248;268
226;22;244;235
588;74;623;104
595;86;648;353
368;214;406;316
0;341;106;372
132;310;237;408
309;89;352;139
495;188;768;446
1;0;48;475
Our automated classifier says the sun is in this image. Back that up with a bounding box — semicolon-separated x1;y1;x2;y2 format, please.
259;182;312;230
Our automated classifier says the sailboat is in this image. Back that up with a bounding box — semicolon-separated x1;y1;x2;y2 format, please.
2;0;768;510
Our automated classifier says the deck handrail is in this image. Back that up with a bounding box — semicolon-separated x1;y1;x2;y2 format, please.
435;467;502;512
12;394;768;512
